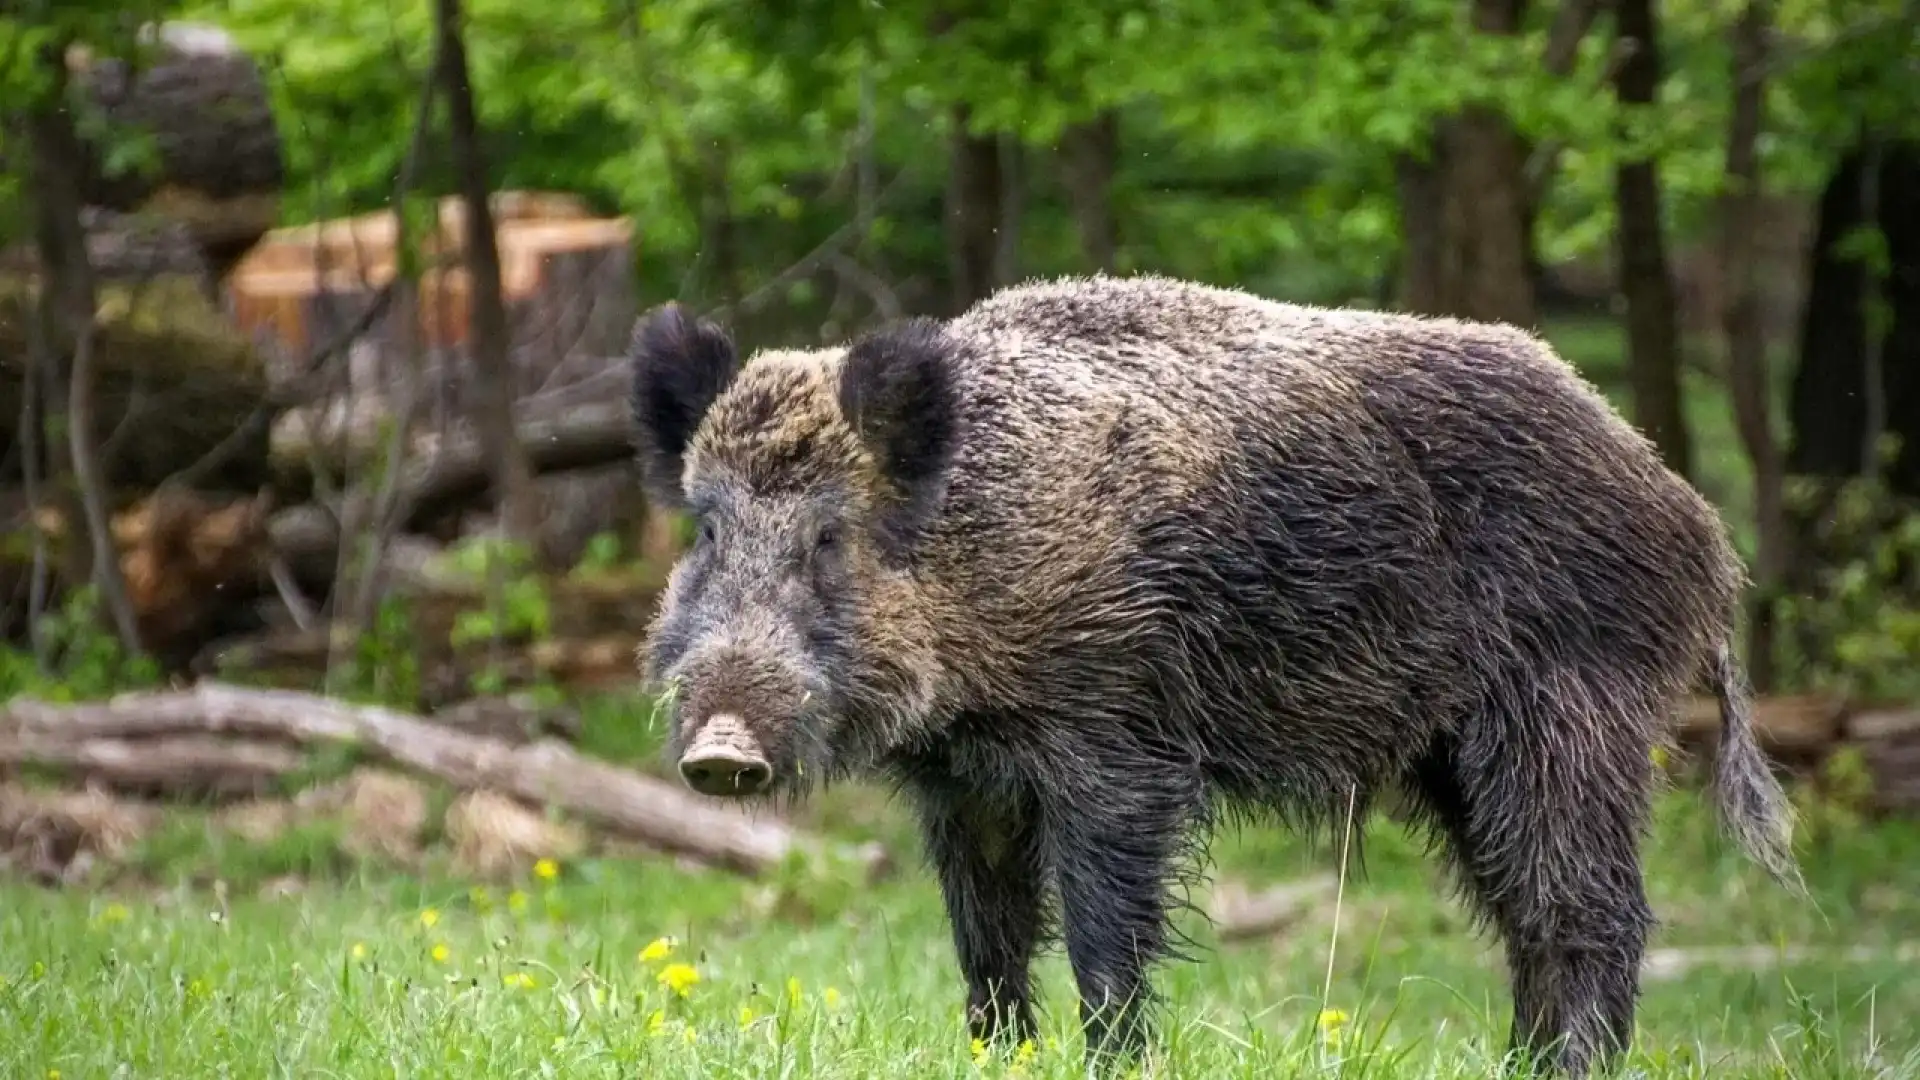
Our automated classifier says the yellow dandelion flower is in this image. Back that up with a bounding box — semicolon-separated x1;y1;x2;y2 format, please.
638;936;676;964
29;961;46;979
970;1036;988;1064
823;986;842;1010
49;1070;61;1079
1014;1039;1037;1066
502;972;537;990
786;975;803;1007
657;962;700;997
645;1008;667;1036
682;1026;697;1045
507;890;529;915
418;908;441;930
1317;1006;1349;1048
350;942;367;961
430;943;451;964
1651;745;1671;769
739;1005;757;1029
97;902;130;925
534;858;560;882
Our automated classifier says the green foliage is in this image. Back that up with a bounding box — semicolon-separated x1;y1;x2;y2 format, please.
0;586;161;703
442;536;552;656
328;594;422;709
573;531;626;576
1776;472;1920;703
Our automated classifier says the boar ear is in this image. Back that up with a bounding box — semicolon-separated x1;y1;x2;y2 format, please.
629;302;742;506
838;316;961;554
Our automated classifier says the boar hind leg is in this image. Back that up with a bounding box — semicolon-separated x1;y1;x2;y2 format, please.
912;787;1048;1048
1045;763;1204;1069
1408;701;1655;1078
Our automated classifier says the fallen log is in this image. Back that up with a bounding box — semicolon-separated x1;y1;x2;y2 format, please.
0;277;273;492
1208;875;1340;942
1641;941;1920;982
0;734;298;799
3;486;279;666
1671;694;1920;813
269;400;637;582
0;683;887;879
1672;693;1846;757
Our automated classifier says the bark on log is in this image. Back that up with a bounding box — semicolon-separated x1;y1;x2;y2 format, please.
0;683;888;878
3;486;277;668
1673;695;1920;813
268;400;638;582
0;734;298;799
65;23;285;282
1673;693;1846;756
0;276;271;492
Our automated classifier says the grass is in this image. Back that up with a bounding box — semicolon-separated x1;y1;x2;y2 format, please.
4;767;1919;1079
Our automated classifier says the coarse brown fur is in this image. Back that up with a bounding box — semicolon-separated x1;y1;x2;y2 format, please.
628;274;1801;1077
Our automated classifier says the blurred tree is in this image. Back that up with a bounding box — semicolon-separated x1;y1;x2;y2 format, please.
432;0;540;553
2;4;182;655
1612;0;1692;480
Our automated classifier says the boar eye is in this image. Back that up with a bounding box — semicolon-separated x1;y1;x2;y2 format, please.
696;519;717;547
815;522;841;551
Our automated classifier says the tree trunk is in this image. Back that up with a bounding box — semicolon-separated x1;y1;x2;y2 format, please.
945;104;1004;314
1442;110;1537;328
1395;146;1450;314
1614;0;1693;479
27;41;143;653
1718;0;1786;690
1396;0;1537;329
994;135;1024;288
434;0;541;551
1058;111;1121;272
1788;148;1876;483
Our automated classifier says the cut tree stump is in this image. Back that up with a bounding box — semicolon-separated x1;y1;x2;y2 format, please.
0;683;887;879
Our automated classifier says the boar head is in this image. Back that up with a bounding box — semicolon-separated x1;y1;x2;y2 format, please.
628;304;957;799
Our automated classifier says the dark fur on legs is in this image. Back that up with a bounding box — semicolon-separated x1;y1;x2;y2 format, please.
1405;677;1661;1076
900;748;1050;1048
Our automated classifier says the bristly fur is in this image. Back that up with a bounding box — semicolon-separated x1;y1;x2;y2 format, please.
627;273;1802;1078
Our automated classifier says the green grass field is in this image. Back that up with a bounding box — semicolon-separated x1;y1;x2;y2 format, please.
4;765;1918;1079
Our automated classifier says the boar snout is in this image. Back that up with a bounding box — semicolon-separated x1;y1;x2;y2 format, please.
676;713;774;797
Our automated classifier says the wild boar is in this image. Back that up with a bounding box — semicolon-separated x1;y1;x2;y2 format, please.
627;274;1799;1076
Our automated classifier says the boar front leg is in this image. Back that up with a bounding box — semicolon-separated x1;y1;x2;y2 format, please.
1045;751;1203;1070
911;781;1048;1049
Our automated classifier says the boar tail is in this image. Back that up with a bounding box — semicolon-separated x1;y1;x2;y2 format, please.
1705;638;1805;895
